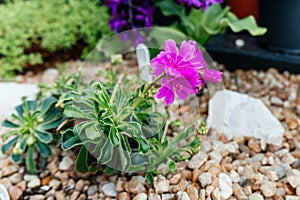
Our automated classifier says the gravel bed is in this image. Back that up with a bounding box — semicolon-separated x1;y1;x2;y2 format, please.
0;67;300;200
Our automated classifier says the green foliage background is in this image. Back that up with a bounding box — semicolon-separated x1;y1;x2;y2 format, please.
0;0;112;77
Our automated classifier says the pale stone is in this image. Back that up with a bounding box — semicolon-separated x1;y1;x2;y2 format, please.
249;193;264;200
154;176;170;194
161;193;175;200
229;170;240;183
1;184;11;200
188;152;208;169
207;90;284;146
177;191;190;200
260;182;276;197
198;172;212;187
136;43;152;82
27;177;41;188
218;173;233;199
58;156;74;171
88;185;99;196
133;193;147;200
287;169;300;188
102;183;117;197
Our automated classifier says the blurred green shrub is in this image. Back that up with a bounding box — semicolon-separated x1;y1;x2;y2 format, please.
0;0;112;77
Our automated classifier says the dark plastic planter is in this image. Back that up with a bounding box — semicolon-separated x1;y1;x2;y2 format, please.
259;0;300;54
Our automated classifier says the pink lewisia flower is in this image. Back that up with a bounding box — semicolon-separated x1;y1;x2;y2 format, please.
151;39;222;105
151;39;204;105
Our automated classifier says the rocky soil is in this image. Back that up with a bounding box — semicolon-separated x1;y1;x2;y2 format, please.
0;67;300;200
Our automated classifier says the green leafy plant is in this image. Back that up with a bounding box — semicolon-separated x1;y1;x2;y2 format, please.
1;97;64;173
61;72;200;182
156;0;267;45
0;0;112;78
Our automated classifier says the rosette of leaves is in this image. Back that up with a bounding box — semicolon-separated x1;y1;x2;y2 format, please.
61;78;201;182
1;97;64;173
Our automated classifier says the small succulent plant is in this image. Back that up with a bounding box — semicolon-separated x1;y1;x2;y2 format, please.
1;97;65;173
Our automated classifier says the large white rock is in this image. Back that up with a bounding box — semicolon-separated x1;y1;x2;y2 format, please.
207;89;284;146
0;83;38;118
136;43;152;82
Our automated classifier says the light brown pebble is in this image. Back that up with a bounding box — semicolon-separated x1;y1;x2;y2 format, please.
118;192;131;200
0;178;12;188
29;195;45;200
70;191;80;200
127;177;146;195
243;185;252;196
233;183;247;200
8;173;22;184
8;186;23;200
186;185;198;200
169;174;181;185
55;191;66;200
181;169;192;180
248;138;262;153
115;179;124;192
2;165;19;177
16;180;26;192
171;179;187;193
47;161;58;175
75;179;85;191
286;118;299;130
77;194;87;200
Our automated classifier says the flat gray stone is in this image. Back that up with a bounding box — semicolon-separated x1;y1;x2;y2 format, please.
207;90;284;146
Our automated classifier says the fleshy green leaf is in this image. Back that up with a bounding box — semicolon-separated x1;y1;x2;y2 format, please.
167;160;176;173
145;172;155;185
26;145;37;174
109;127;119;146
2;136;19;154
40;97;58;114
36;141;51;157
62;135;82;150
64;105;87;119
1;130;18;140
2;119;19;128
98;139;113;164
76;146;89;172
34;129;52;144
12;153;22;163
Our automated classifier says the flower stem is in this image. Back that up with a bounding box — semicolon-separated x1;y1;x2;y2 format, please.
110;74;125;104
132;73;164;109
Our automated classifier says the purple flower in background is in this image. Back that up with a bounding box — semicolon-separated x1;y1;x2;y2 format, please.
178;0;223;11
104;0;154;45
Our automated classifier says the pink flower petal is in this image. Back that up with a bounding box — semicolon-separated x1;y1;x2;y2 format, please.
164;39;178;54
203;69;223;82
